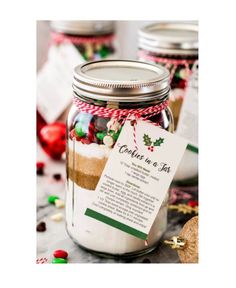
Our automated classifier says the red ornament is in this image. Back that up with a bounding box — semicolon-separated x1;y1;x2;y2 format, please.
39;122;66;160
36;110;47;136
187;200;198;207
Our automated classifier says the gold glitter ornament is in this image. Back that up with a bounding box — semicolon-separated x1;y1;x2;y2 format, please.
164;216;198;263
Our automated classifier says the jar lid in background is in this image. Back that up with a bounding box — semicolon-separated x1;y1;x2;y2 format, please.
73;60;170;102
50;20;115;35
138;22;198;55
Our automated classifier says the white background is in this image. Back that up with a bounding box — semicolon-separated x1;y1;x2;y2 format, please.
0;0;236;288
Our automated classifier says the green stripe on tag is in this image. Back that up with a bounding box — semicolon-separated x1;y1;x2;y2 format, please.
85;208;148;240
187;144;198;154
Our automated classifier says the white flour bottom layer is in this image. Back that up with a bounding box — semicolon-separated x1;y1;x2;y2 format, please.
66;179;167;255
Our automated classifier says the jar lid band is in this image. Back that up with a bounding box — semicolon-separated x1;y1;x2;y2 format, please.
73;60;170;102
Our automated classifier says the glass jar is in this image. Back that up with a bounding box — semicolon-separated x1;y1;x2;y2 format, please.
138;22;198;130
66;60;173;257
51;20;117;61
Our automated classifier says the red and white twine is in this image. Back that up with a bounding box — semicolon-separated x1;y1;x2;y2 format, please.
73;97;169;150
36;257;48;264
51;32;115;45
138;50;195;81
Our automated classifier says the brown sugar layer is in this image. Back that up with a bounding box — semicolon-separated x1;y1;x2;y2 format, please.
68;167;100;190
68;149;108;177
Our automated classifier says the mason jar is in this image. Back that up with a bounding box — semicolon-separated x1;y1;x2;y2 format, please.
51;20;117;61
66;60;173;257
138;22;198;129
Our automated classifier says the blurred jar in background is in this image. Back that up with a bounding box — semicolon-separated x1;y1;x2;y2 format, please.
51;21;117;61
138;22;198;130
37;21;118;138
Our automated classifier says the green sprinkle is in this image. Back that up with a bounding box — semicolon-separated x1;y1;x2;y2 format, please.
99;46;109;58
75;123;86;137
48;195;59;204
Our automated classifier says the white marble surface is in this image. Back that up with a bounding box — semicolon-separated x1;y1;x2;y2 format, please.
37;141;181;264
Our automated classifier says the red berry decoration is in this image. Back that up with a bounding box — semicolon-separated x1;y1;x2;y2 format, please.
39;122;66;160
187;200;198;207
53;249;68;259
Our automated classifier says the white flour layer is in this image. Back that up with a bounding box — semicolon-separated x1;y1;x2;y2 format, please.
66;179;167;255
68;139;112;159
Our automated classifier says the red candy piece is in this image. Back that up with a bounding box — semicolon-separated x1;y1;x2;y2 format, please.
187;200;198;207
80;138;91;144
69;129;81;141
88;122;96;142
37;162;45;169
39;122;66;160
53;249;68;259
178;79;187;89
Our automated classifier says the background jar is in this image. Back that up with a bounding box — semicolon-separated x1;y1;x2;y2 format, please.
66;60;173;257
51;20;117;61
138;22;198;130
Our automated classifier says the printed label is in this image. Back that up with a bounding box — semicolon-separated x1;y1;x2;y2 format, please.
85;120;187;239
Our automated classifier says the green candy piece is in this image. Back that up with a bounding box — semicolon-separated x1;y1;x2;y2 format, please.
112;132;120;141
75;123;86;137
82;53;88;60
48;195;59;204
96;131;106;141
99;46;109;58
110;129;122;141
52;258;67;264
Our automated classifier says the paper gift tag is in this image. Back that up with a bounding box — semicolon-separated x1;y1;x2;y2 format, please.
85;120;187;240
37;43;84;123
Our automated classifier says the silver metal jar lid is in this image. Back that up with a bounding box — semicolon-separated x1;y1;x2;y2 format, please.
50;20;115;35
138;22;198;56
73;60;170;102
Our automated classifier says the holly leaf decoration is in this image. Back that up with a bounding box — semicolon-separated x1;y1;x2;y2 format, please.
153;137;164;146
143;134;152;146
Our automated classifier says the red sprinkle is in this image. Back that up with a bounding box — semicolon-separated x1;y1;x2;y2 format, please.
37;162;45;169
187;200;198;207
53;249;68;259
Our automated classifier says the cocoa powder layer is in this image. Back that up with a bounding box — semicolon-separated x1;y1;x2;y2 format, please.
68;149;108;176
68;167;100;190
